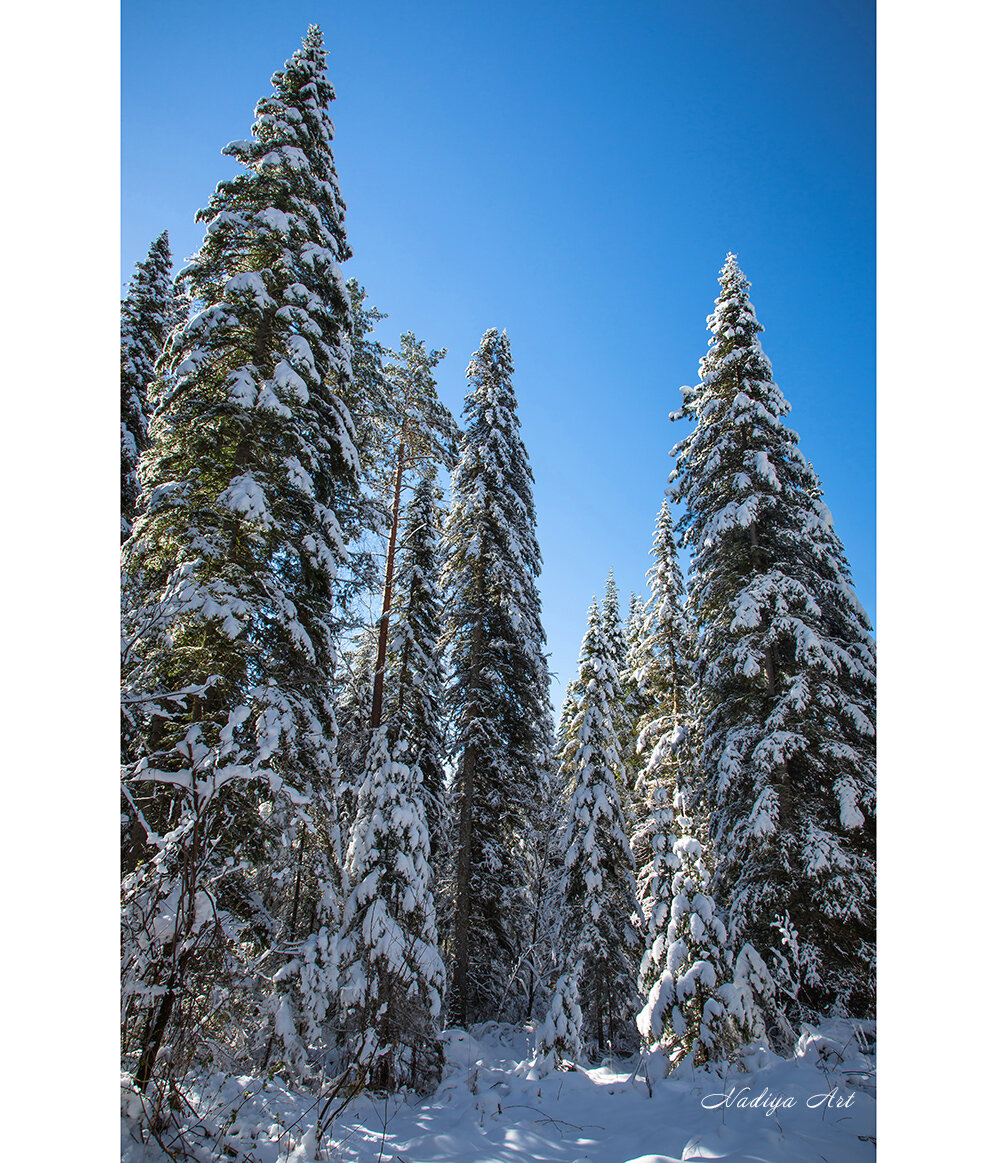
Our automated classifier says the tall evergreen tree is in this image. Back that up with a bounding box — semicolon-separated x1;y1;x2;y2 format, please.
601;568;627;676
441;328;552;1025
386;472;449;860
670;254;876;1019
633;780;680;996
619;590;649;798
552;669;585;810
121;26;360;1087
633;498;691;762
550;597;640;1053
121;230;176;543
600;569;635;819
629;496;696;1014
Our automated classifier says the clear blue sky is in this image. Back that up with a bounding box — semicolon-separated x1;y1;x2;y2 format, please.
123;0;875;701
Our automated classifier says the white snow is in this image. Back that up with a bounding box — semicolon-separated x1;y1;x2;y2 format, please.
122;1019;875;1162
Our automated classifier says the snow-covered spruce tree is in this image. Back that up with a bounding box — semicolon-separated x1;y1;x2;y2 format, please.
600;569;635;820
338;726;445;1093
634;497;692;776
441;328;552;1025
627;500;693;953
619;591;649;797
386;472;449;863
670;253;876;1019
121;27;359;1087
551;667;585;809
803;461;878;763
637;817;740;1072
602;568;627;676
121;230;176;543
627;495;693;869
633;779;680;1001
550;597;640;1054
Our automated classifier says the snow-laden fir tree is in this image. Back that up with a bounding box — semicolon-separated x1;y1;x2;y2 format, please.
619;591;649;799
338;726;445;1093
121;230;176;543
633;780;680;997
548;597;640;1054
803;462;878;764
628;495;692;931
551;664;585;811
600;569;635;821
601;568;627;676
636;816;740;1072
386;472;449;862
440;328;552;1025
121;27;359;1087
633;497;692;774
670;254;876;1019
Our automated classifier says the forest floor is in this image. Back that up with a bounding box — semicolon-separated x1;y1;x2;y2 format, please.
121;1018;875;1162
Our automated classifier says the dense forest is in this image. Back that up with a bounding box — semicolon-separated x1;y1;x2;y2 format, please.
121;26;875;1161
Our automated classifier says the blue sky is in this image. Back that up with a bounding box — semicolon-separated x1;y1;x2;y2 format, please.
123;0;875;699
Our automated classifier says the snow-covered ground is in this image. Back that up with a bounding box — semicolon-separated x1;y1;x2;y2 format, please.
122;1019;875;1162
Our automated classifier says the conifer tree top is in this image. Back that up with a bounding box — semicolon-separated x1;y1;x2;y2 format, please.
668;253;875;1019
